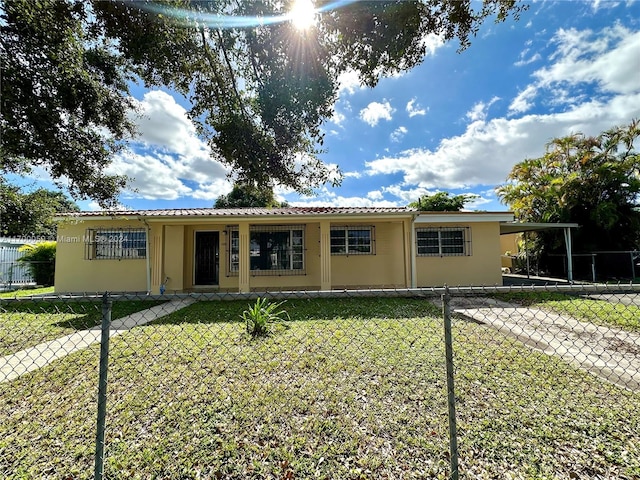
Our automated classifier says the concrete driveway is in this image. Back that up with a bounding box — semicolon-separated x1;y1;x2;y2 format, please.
444;296;640;392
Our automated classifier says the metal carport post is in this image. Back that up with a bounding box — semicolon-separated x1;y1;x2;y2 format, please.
563;226;573;283
499;222;579;283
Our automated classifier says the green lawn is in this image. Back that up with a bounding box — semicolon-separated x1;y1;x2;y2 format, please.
0;298;163;356
0;297;638;479
493;291;640;332
0;286;54;298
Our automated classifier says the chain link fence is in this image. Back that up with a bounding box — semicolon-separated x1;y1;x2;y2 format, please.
1;285;639;479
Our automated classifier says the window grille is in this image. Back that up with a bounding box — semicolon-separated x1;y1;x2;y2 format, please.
226;225;306;276
330;226;375;255
416;227;471;257
84;228;147;260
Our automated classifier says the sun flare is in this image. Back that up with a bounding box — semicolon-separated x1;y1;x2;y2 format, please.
288;0;316;30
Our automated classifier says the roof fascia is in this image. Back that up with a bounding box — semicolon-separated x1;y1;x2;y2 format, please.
143;213;413;223
55;212;414;223
415;213;515;223
500;222;580;234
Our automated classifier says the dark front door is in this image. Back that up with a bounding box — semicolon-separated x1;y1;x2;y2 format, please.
194;231;219;285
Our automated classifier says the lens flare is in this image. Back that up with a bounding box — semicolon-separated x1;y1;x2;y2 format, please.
288;0;316;30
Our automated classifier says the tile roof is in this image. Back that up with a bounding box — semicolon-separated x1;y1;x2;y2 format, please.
60;207;415;218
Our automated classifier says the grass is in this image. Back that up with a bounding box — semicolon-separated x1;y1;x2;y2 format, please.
0;297;164;356
493;291;640;332
0;297;638;479
0;286;54;298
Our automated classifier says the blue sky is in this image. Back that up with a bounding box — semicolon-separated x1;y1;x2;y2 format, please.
11;0;640;212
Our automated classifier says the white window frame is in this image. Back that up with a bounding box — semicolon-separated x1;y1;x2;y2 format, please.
330;226;375;255
416;227;470;257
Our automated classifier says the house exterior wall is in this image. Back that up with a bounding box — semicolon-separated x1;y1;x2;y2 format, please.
178;222;322;291
330;221;407;288
162;220;409;292
55;219;148;293
500;233;521;269
415;222;503;287
54;213;508;293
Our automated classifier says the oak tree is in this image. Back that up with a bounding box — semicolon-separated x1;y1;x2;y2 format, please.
0;179;80;237
2;0;525;207
214;182;288;208
409;191;478;211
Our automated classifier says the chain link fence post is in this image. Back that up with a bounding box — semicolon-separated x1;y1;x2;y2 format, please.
94;292;112;480
442;286;459;480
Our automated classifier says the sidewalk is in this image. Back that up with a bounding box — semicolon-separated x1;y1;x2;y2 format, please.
0;299;194;383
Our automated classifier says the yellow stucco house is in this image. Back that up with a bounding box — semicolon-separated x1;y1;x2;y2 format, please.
54;207;516;293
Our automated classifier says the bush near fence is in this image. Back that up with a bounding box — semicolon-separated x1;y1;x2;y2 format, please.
1;286;639;479
1;237;56;288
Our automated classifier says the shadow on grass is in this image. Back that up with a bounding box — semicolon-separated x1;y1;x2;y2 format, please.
152;296;442;326
1;300;165;331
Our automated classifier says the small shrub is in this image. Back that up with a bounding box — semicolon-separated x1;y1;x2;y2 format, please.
18;241;56;286
241;298;290;337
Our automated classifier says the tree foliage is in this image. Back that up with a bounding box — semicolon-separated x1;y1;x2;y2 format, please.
214;183;288;208
497;119;640;255
409;192;478;211
1;0;525;207
0;0;134;205
0;180;79;237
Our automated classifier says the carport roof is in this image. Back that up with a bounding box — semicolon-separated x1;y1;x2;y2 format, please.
500;222;579;235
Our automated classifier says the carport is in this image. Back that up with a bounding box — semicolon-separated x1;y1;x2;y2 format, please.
500;222;579;282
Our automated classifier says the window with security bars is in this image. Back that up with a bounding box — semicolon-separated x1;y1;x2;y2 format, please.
85;228;147;260
416;227;470;256
227;225;305;275
330;226;375;255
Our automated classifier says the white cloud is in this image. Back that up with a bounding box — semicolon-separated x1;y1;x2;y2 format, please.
390;126;408;142
536;25;640;95
7;90;232;204
406;98;427;117
366;93;640;190
131;91;202;157
466;96;500;122
420;33;445;57
191;180;233;201
509;25;640;114
337;70;363;97
117;90;231;201
509;85;538;114
331;110;346;126
85;201;104;211
108;152;193;200
366;190;383;201
514;49;541;67
290;187;400;207
381;185;436;204
465;195;494;210
359;101;395;126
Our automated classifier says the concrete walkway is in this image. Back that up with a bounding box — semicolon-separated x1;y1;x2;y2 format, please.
447;297;640;392
0;299;195;383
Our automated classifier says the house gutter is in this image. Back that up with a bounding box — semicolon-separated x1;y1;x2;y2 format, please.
139;216;152;294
